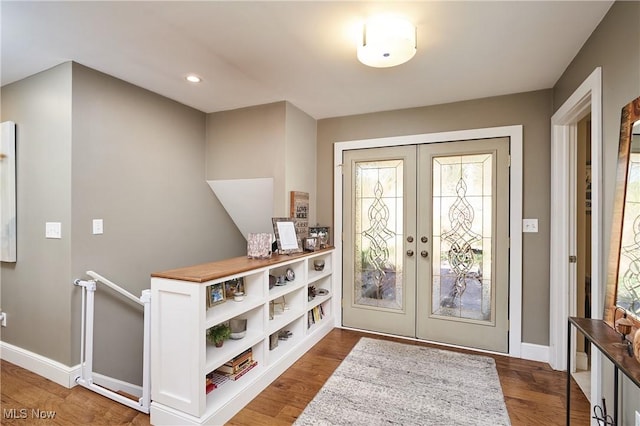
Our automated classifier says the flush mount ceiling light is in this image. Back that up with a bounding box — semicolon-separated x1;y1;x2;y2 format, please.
185;74;202;83
357;16;417;68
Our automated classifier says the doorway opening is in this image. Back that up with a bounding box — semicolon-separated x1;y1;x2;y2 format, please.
573;114;593;400
549;66;602;409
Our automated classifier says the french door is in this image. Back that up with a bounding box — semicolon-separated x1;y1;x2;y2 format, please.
342;138;510;353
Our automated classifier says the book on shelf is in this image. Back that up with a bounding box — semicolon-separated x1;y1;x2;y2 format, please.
216;356;253;374
227;360;257;381
213;346;258;379
214;347;253;374
206;359;257;392
307;304;325;328
215;360;258;381
206;371;229;393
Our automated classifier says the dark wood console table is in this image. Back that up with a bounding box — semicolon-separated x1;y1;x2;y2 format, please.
567;317;640;425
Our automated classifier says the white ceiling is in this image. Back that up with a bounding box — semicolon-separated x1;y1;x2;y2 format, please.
1;1;613;119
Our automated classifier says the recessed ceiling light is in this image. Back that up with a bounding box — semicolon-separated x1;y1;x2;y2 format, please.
185;74;202;83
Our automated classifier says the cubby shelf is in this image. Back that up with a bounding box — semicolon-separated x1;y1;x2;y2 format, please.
308;293;331;310
150;248;335;425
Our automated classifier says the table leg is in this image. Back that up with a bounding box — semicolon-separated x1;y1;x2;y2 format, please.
567;320;572;425
613;366;618;426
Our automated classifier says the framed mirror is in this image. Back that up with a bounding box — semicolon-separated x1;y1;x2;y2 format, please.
604;95;640;329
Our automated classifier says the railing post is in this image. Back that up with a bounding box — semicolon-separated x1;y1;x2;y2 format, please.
73;279;96;386
73;275;150;413
140;289;151;411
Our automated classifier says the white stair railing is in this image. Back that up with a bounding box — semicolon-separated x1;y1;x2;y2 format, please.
73;271;151;414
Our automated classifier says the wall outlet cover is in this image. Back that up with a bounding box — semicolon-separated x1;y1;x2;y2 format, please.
45;222;62;239
522;218;539;233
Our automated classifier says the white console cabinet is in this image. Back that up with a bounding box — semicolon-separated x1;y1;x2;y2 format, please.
150;249;335;425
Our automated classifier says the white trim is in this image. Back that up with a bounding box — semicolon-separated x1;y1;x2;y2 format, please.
576;351;589;371
334;125;523;357
549;67;603;411
520;342;550;364
0;341;80;388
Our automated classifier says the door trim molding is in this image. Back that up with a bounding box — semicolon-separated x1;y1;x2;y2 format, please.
549;67;602;405
334;125;523;357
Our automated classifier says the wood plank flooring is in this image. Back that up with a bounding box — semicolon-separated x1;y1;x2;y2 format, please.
1;328;589;425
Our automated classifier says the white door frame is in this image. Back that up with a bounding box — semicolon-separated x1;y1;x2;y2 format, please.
333;125;523;357
549;68;603;406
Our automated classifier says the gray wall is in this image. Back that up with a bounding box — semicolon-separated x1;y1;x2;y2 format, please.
206;102;288;216
554;0;640;271
284;102;317;225
0;63;74;364
552;1;640;421
317;90;553;346
70;63;246;383
205;101;318;221
1;63;246;384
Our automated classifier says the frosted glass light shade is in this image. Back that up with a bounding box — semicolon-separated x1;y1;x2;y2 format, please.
357;16;416;68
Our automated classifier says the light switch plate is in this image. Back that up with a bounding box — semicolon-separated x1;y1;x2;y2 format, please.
45;222;62;239
92;219;103;235
522;218;538;233
635;410;639;426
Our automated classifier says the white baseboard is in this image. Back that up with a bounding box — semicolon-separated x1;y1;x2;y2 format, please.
0;340;143;396
520;342;549;364
576;351;588;371
0;340;80;388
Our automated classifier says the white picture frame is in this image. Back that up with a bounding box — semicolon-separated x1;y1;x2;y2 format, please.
1;121;17;262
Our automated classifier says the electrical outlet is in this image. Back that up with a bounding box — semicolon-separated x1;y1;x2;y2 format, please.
522;218;539;233
92;219;103;235
635;410;640;426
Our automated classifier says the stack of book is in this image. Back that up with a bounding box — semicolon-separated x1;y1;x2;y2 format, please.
215;348;258;381
307;304;324;328
205;348;258;393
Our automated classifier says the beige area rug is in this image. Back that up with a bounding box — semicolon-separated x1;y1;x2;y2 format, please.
294;337;511;426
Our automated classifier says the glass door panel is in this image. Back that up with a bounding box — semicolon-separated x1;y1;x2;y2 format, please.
354;159;404;310
343;146;417;337
431;153;493;323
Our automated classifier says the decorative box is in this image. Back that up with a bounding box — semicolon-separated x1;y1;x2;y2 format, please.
247;233;272;259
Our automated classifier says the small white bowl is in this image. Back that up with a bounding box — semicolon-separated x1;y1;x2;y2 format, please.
234;292;245;302
230;331;246;340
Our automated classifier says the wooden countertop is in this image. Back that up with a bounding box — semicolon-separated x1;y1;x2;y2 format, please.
569;317;640;388
151;247;333;283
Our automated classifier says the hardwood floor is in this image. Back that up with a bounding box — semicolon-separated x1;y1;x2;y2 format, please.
1;328;589;425
1;360;150;425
